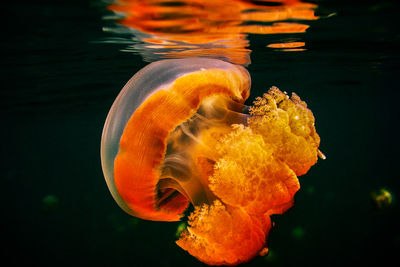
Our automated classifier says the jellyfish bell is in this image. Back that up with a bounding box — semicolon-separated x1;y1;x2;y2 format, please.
101;58;251;221
101;58;322;265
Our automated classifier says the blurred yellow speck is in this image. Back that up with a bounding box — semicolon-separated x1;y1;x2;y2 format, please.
175;222;187;238
370;188;393;210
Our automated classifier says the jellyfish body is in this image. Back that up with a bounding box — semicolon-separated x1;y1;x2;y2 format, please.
101;58;321;265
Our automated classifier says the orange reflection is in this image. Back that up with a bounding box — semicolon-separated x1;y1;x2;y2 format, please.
105;0;318;65
267;41;305;48
267;41;306;51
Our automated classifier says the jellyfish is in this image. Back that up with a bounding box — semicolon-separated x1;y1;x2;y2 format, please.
370;188;393;210
42;194;59;213
101;58;322;265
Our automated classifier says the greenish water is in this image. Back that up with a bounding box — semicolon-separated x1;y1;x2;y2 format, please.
2;0;399;266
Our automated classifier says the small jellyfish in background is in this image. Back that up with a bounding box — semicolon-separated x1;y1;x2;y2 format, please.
42;194;59;213
101;58;323;265
292;226;306;240
370;188;393;210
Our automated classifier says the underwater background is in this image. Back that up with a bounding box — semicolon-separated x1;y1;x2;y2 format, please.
2;0;400;266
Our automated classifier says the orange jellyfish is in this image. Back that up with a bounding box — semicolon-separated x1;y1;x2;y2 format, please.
101;58;322;265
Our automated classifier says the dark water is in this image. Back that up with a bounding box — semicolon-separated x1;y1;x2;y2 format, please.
2;0;400;266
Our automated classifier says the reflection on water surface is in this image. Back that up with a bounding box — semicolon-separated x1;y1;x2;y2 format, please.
102;0;319;65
